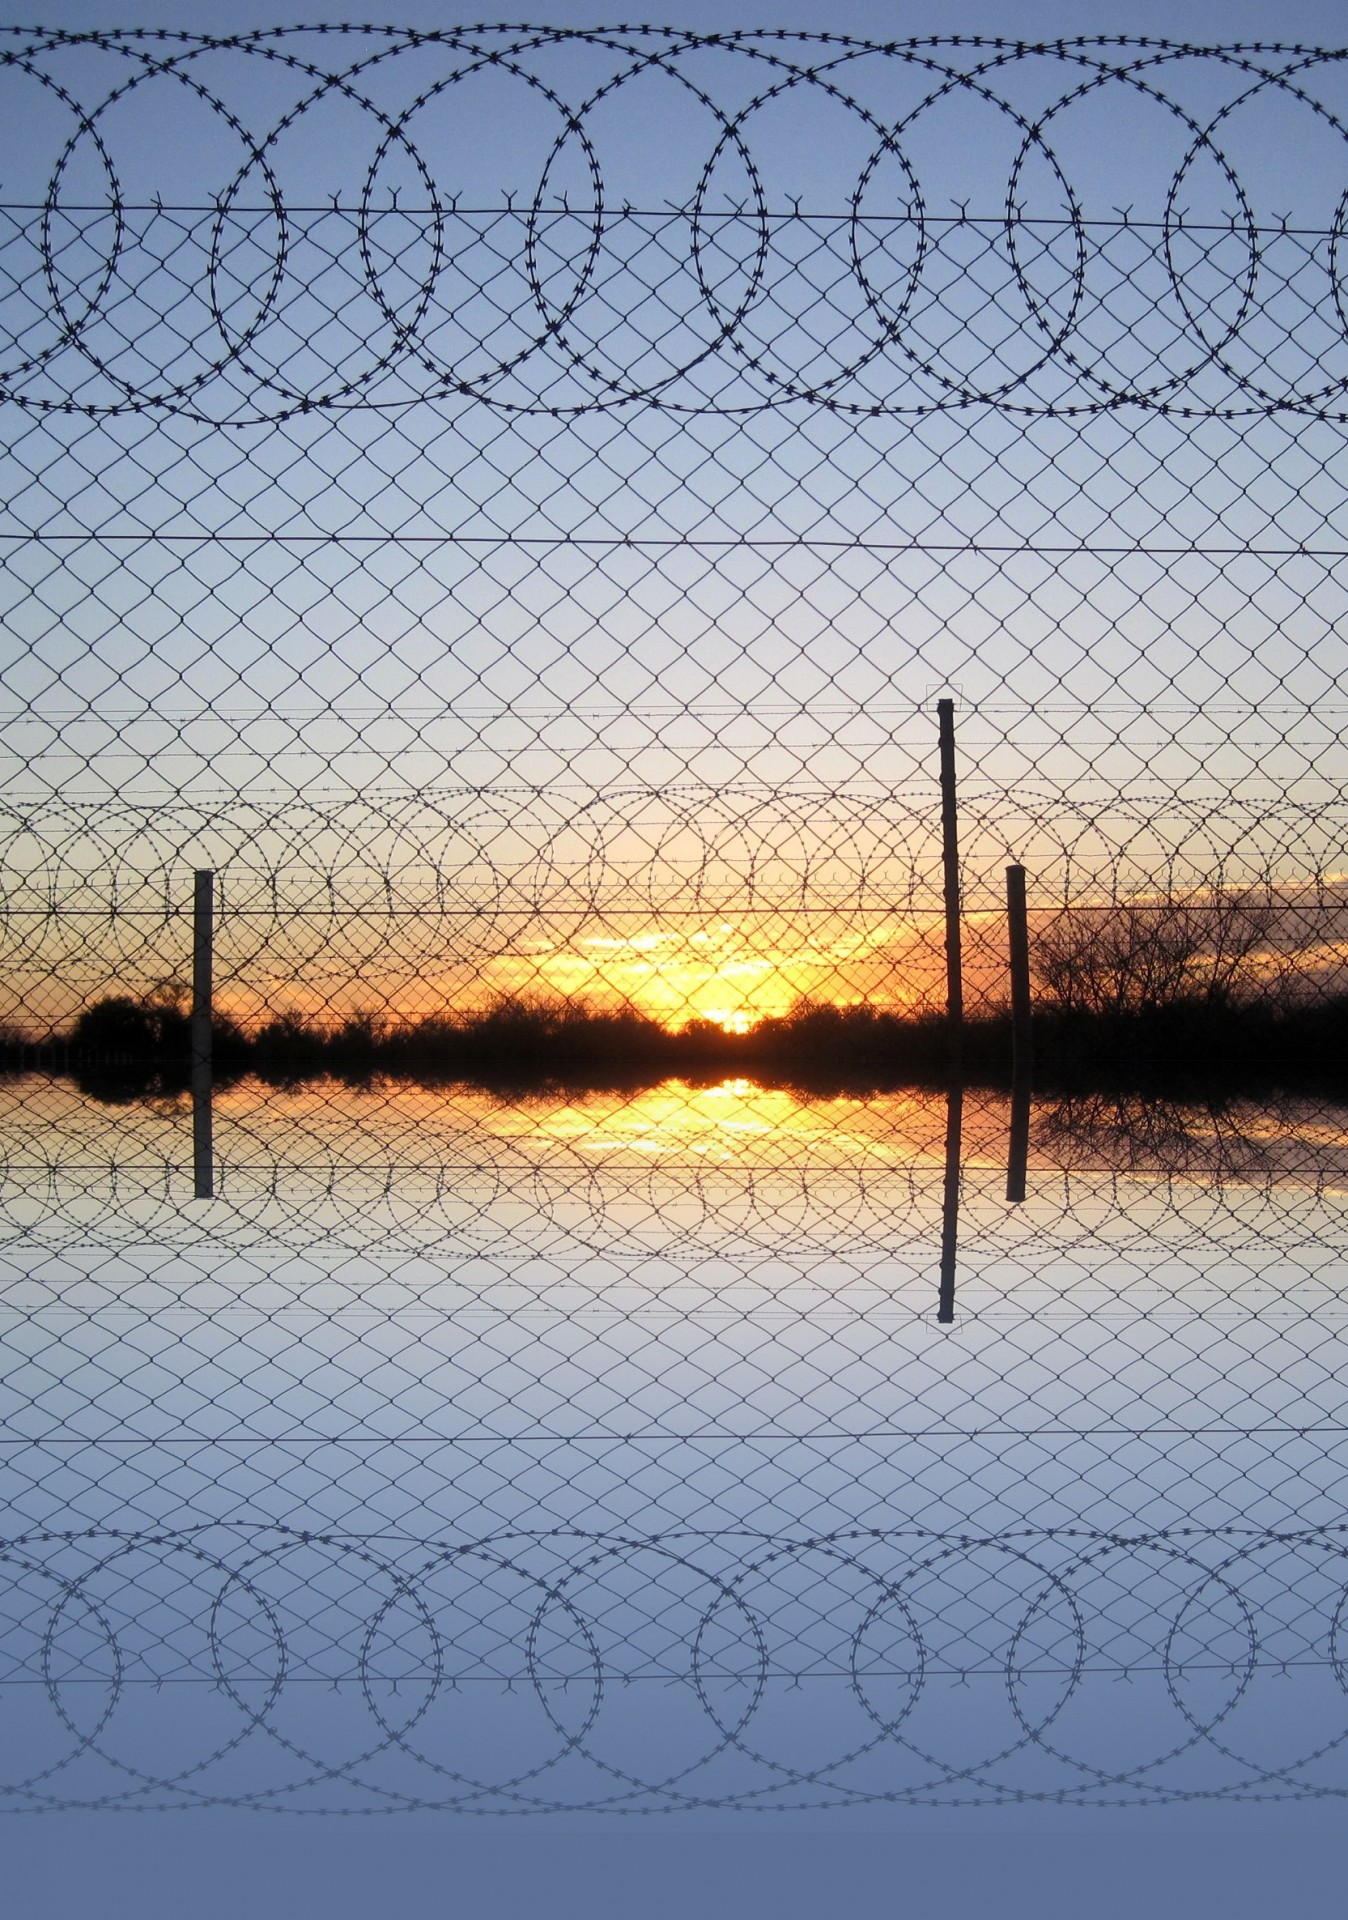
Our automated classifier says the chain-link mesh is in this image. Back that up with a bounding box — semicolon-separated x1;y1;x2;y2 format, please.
2;27;1348;1813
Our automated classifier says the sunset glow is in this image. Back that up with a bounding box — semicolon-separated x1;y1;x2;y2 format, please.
230;913;950;1033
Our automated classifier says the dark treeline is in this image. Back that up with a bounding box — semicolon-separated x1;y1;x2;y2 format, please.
4;985;1347;1101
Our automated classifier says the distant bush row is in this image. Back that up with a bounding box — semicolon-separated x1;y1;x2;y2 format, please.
5;979;1346;1099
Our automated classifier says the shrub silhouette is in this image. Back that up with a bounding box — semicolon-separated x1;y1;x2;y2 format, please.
1033;896;1278;1017
33;959;1348;1100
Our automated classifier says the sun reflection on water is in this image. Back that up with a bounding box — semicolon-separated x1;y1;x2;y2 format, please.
2;1076;1348;1193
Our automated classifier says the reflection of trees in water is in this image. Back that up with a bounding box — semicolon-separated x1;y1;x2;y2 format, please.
0;1075;1344;1259
1036;1090;1346;1180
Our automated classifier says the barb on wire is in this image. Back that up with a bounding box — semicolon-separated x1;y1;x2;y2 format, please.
2;27;1348;1821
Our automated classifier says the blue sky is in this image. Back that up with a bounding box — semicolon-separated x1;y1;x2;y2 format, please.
5;3;1348;1905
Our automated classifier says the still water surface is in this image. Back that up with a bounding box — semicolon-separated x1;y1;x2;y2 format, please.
1;1075;1345;1817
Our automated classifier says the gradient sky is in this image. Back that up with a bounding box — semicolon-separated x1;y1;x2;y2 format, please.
4;5;1347;1030
5;3;1348;1899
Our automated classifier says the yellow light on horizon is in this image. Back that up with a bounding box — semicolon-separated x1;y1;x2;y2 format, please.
197;909;952;1033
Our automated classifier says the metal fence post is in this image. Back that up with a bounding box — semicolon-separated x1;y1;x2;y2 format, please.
1005;863;1032;1204
937;698;963;1062
937;1078;962;1324
192;869;214;1199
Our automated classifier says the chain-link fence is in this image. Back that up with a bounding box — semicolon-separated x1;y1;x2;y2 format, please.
2;26;1348;1814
